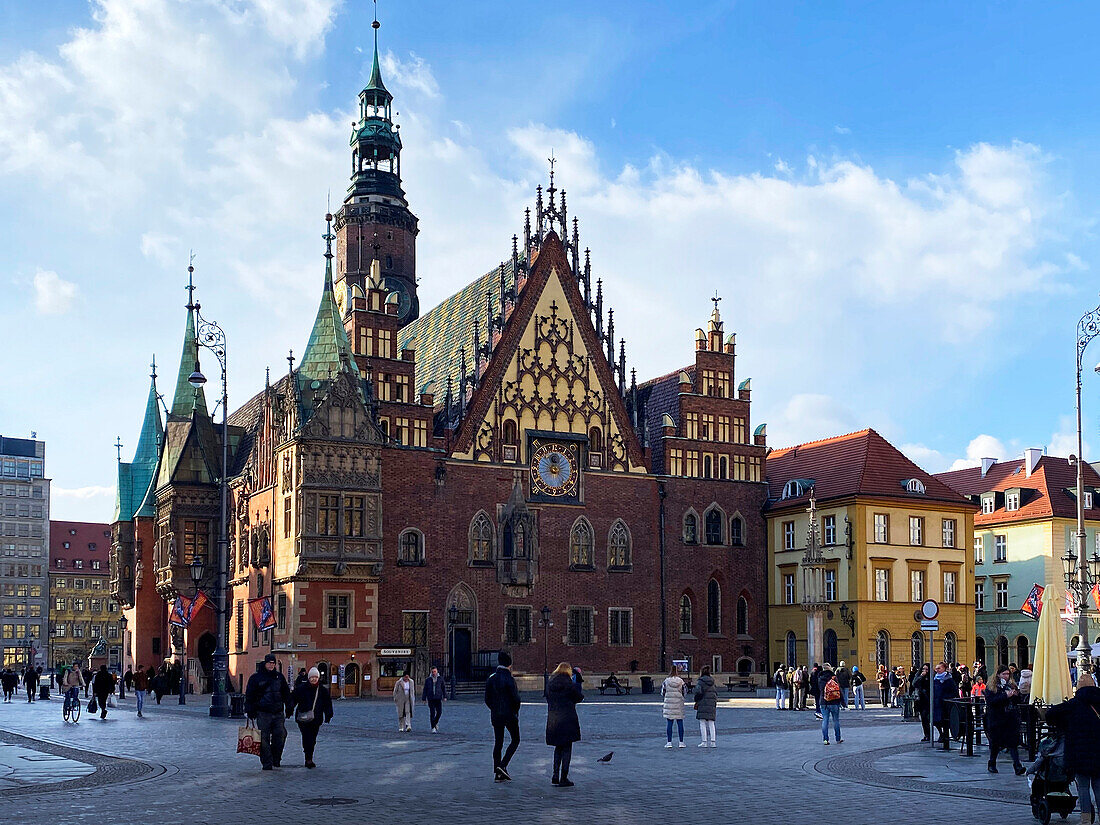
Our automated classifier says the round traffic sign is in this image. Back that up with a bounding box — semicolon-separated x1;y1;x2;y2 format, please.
920;599;939;620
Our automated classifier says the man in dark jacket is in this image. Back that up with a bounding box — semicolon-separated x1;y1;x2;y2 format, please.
22;665;39;703
485;650;521;781
835;662;852;708
244;653;291;771
931;662;960;749
1046;674;1100;823
422;666;447;733
808;664;822;719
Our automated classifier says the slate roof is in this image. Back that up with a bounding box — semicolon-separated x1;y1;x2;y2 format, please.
635;365;695;475
398;259;519;403
935;456;1100;525
114;375;164;522
765;428;973;511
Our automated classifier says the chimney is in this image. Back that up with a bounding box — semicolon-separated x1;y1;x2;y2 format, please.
1024;447;1043;477
980;457;997;478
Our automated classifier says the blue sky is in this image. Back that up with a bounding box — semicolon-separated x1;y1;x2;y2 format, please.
2;0;1099;522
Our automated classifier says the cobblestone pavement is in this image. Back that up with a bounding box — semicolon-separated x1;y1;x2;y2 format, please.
0;693;1039;823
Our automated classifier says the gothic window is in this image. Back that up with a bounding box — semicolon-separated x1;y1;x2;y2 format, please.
707;579;721;634
503;522;527;558
785;631;797;667
679;595;692;637
944;631;958;665
502;420;518;445
736;596;749;636
683;511;698;545
469;513;494;566
704;507;724;545
398;529;424;566
730;516;744;546
608;520;631;570
589;427;602;453
569;518;594;569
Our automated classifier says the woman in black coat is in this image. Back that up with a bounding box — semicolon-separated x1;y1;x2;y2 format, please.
91;665;114;720
984;664;1025;775
1045;674;1100;822
545;662;584;787
288;667;334;769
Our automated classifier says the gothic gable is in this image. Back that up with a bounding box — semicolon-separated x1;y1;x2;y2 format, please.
300;369;382;443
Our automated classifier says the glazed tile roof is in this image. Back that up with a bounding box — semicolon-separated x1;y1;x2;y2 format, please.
765;428;973;510
170;308;209;418
935;456;1100;525
398;259;518;402
635;365;695;475
296;252;360;422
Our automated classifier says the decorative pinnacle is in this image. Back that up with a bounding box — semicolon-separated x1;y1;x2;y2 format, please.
711;291;722;312
186;251;196;311
150;354;157;382
114;436;123;463
287;349;295;373
324;213;335;259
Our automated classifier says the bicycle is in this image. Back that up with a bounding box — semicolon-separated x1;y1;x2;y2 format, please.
62;689;80;723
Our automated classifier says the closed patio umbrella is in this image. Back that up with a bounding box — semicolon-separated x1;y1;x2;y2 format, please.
1031;585;1073;704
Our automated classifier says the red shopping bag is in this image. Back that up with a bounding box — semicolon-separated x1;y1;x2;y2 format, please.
237;725;261;756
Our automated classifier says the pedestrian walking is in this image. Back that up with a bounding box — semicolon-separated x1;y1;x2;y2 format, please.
92;665;114;719
124;667;134;693
289;667;333;769
82;668;92;698
876;665;890;708
931;662;959;749
984;664;1026;775
1;668;17;702
835;661;851;708
819;664;842;744
1045;672;1100;824
22;665;39;703
661;666;686;748
809;663;822;719
244;653;291;771
851;666;866;710
545;662;583;787
793;665;807;710
485;650;521;782
132;663;148;717
393;670;415;732
774;664;788;710
294;668;308;688
913;663;931;740
422;666;446;732
693;666;718;748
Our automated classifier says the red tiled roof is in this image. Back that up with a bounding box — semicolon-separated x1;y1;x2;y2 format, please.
935;456;1100;525
765;429;973;511
49;520;111;569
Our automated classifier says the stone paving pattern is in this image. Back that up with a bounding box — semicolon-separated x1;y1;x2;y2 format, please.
0;693;1039;823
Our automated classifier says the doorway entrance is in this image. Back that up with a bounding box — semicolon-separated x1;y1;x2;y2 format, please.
453;629;472;680
197;632;216;693
343;662;360;697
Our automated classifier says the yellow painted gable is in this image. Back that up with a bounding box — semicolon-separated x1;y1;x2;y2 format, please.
452;264;645;473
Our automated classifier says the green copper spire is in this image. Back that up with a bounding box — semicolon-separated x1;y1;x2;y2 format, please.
170;265;209;418
297;214;359;390
364;6;389;98
131;357;164;518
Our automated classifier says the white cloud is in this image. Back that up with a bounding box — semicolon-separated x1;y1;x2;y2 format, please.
834;125;851;135
381;51;440;99
768;394;863;449
52;485;114;500
948;434;1011;470
33;269;77;315
1049;414;1090;459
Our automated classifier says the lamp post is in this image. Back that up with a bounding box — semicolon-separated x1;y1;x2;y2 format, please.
538;606;553;692
1069;294;1100;674
838;602;855;636
186;273;231;718
118;614;128;698
179;554;204;706
448;605;457;700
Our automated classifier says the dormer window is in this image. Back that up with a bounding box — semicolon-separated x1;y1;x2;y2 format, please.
782;480;808;500
1085;491;1094;510
1005;491;1020;511
981;494;995;515
904;479;926;495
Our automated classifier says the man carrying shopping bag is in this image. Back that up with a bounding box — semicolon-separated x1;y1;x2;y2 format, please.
244;654;291;771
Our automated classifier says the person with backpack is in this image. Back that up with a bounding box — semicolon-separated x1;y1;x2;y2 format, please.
693;666;719;747
774;665;788;710
819;663;843;744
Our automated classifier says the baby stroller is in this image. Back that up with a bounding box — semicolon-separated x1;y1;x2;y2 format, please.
1027;733;1077;824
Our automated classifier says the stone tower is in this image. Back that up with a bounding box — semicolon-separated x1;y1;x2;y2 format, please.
333;14;420;324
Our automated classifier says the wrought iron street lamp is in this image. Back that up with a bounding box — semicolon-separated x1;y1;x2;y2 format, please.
538;606;553;691
838;602;855;635
185;265;231;718
1069;294;1100;673
448;604;458;700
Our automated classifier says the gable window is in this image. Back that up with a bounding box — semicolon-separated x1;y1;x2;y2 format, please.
942;519;956;548
504;607;531;645
683;512;698;544
909;516;923;546
567;607;594;645
398;529;424;565
823;515;836;545
730;516;744;547
783;521;795;550
905;478;926;494
782;480;804;499
707;579;721;634
783;573;795;605
704;509;723;545
1005;491;1020;511
608;521;631;569
679;594;693;636
469;513;494;565
994;534;1007;562
502;420;518;462
982;495;995;515
609;608;633;646
874;513;889;543
569;519;594;569
1085;491;1094;510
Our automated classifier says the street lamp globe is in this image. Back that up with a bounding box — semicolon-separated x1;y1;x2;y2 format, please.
1090;552;1100;584
188;368;207;388
119;614;128;632
1062;549;1079;589
448;604;458;626
189;555;205;585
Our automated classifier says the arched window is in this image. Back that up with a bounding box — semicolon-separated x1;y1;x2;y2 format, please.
398;529;424;565
704;508;724;545
703;455;713;478
876;630;890;667
943;631;957;665
905;478;926;495
736;596;749;636
730;516;744;546
996;635;1009;668
683;512;698;544
975;636;986;667
679;595;692;637
502;419;518;445
824;629;838;666
1016;635;1030;668
718;455;728;480
608;520;631;569
707;579;721;634
569;518;594;569
911;632;924;669
588;427;602;453
785;631;797;668
783;480;804;499
469;512;493;565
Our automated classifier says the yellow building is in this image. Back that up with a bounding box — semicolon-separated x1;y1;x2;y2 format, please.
49;521;120;669
766;430;977;675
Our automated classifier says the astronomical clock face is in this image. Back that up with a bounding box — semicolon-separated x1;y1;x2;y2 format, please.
529;440;580;499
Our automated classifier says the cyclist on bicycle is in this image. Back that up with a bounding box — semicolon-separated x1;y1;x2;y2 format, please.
62;663;84;711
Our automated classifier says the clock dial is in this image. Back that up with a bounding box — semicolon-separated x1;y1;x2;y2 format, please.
530;442;578;498
334;280;348;317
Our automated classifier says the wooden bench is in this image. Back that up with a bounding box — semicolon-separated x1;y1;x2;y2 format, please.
725;678;757;694
598;677;632;695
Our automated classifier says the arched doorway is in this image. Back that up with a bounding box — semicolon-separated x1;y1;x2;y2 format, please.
316;661;332;697
736;657;753;676
197;632;216;693
1016;635;1030;668
975;636;986;667
343;662;360;698
996;636;1009;668
824;629;838;666
447;584;477;682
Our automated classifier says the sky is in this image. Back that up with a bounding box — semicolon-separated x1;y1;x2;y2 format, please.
2;0;1100;523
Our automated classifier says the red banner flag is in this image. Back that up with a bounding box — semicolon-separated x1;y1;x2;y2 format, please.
169;591;208;628
1062;589;1078;624
1020;583;1044;620
248;597;277;633
1091;582;1100;613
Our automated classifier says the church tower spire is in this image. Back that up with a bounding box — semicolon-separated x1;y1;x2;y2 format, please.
335;2;420;323
170;265;209;418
